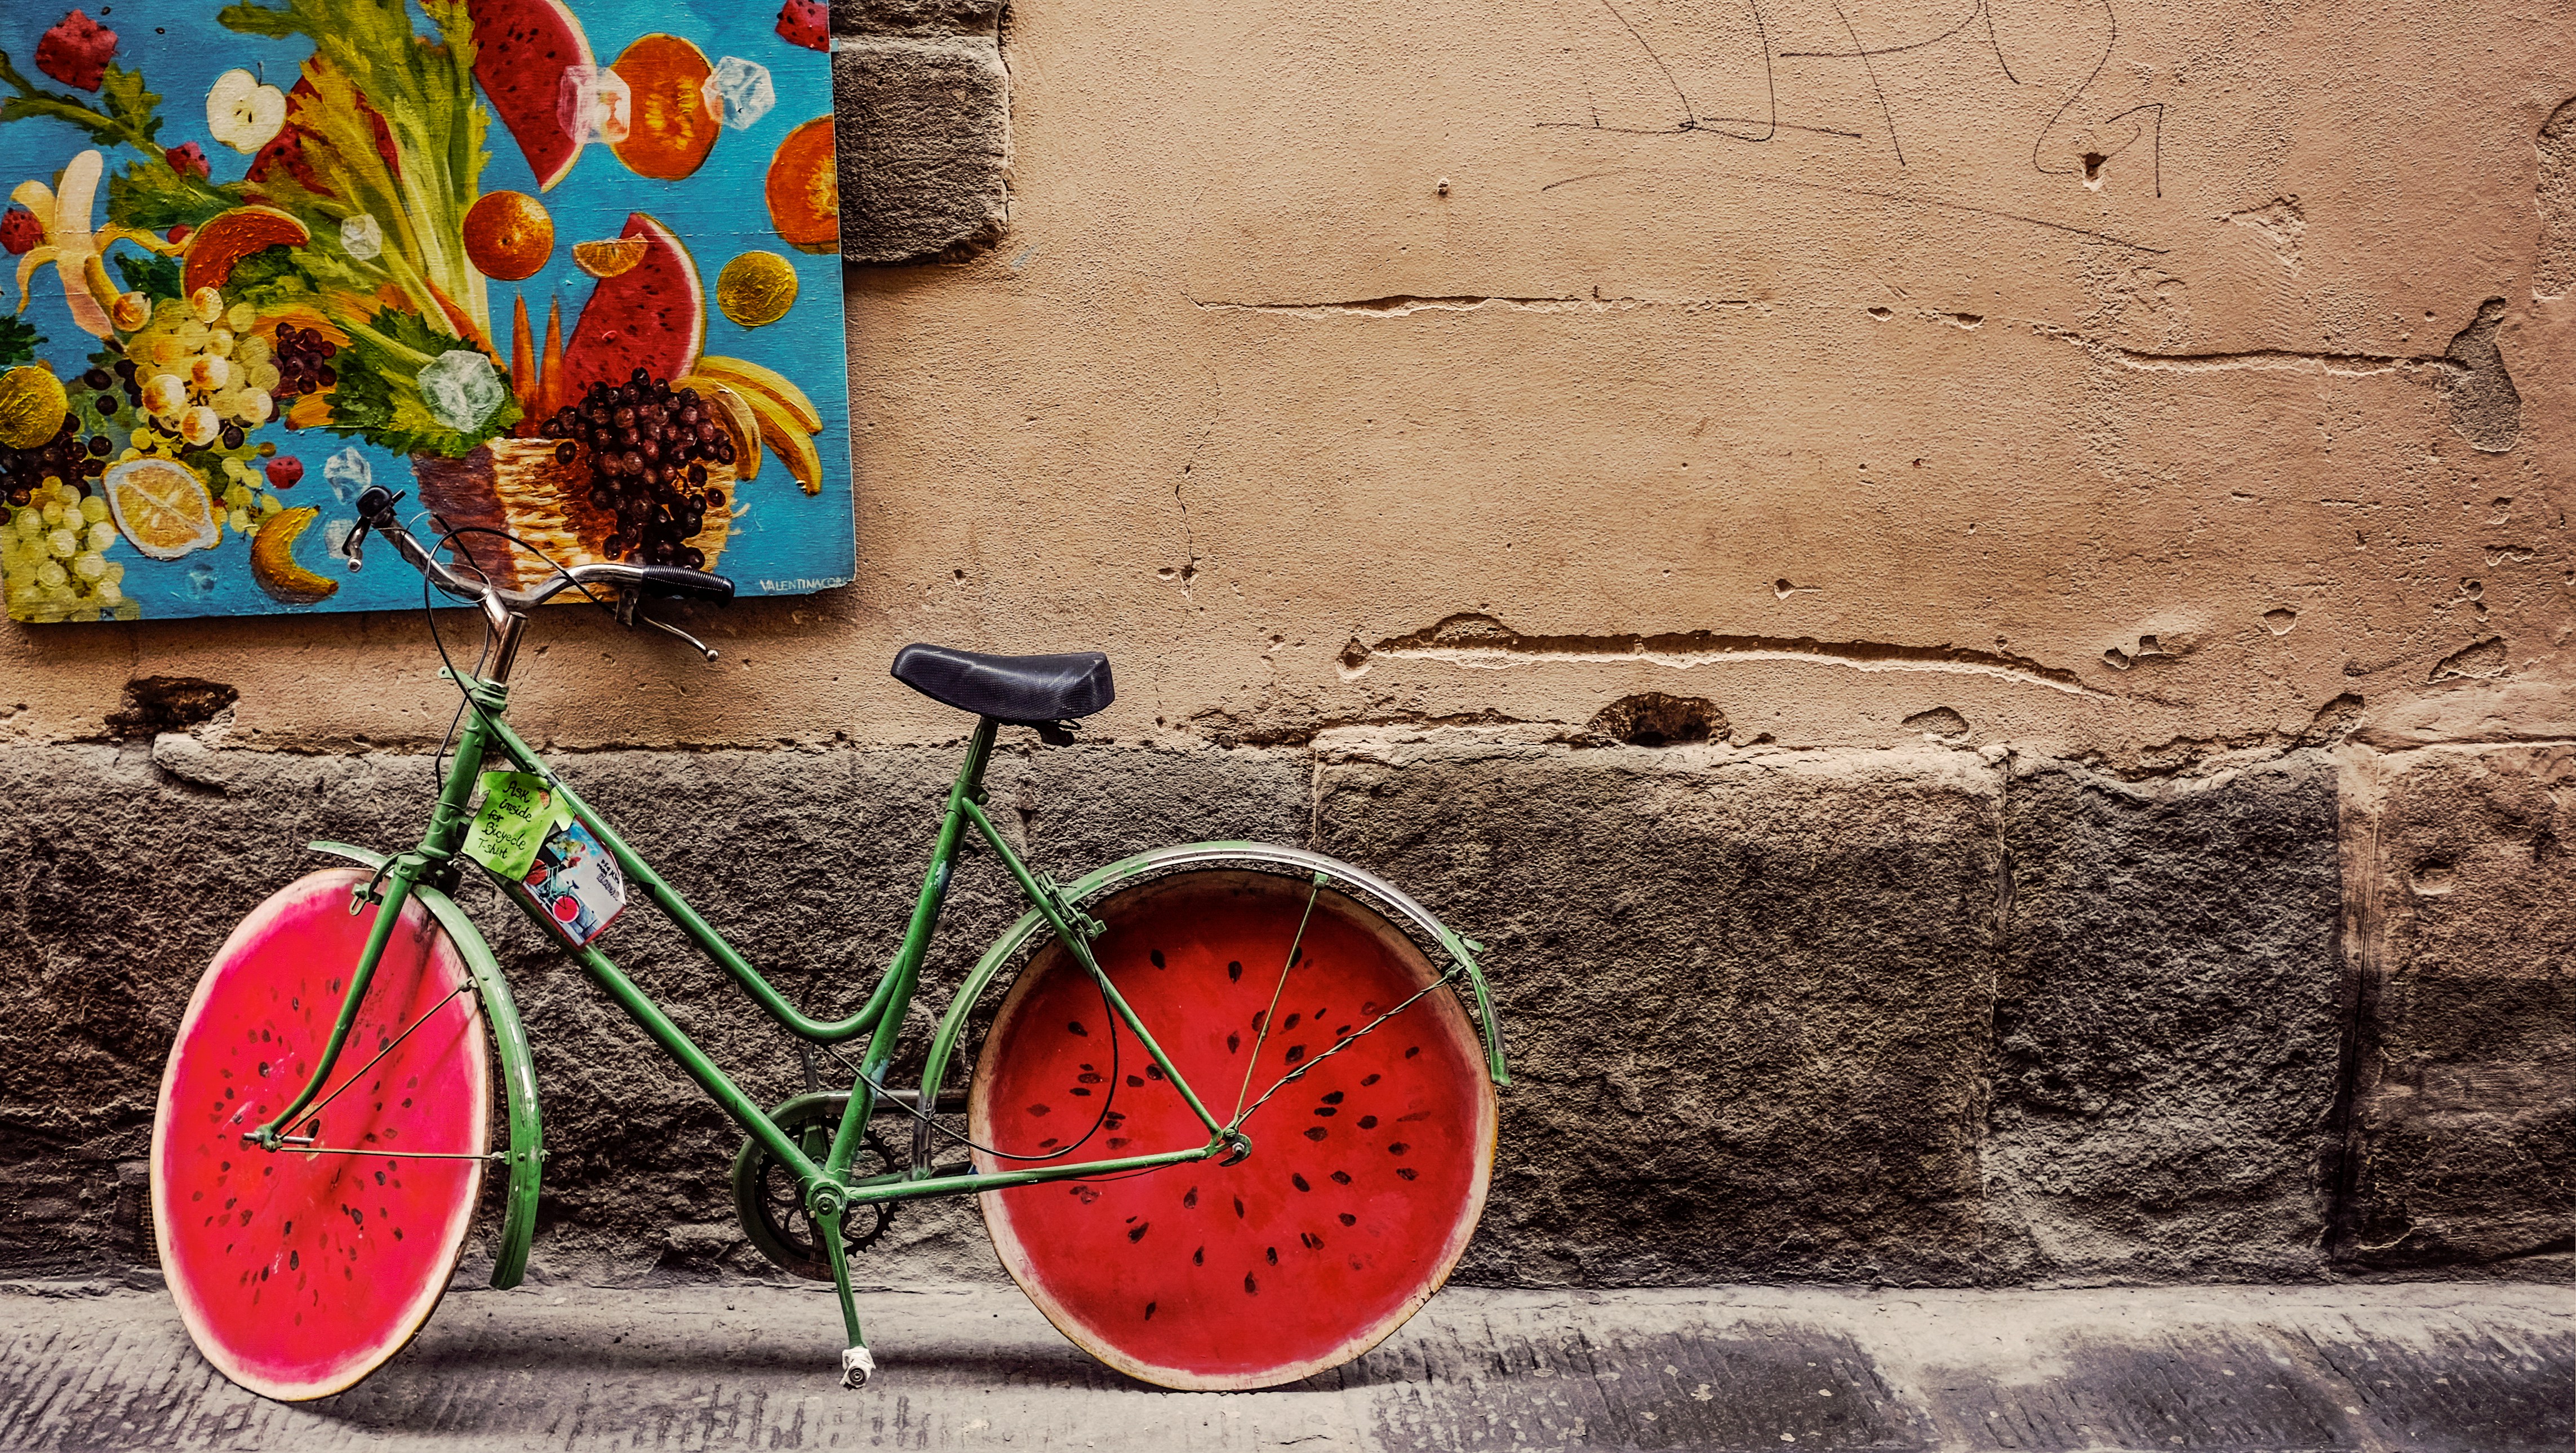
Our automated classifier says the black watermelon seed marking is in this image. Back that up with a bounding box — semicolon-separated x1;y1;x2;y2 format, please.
1040;1137;1060;1148
1290;948;1303;967
1304;1127;1328;1141
289;1250;299;1269
1388;1142;1410;1155
1227;1033;1241;1053
1108;1137;1130;1149
1146;1065;1165;1081
1362;1073;1382;1086
1330;1171;1352;1185
392;1226;403;1239
1126;1075;1145;1087
1150;949;1166;967
1251;1011;1266;1031
1285;1045;1307;1065
1068;1021;1089;1036
1028;1104;1051;1116
1265;1246;1279;1265
1183;1186;1198;1208
1128;1221;1149;1243
1314;1107;1336;1117
1339;1212;1357;1226
1291;1173;1311;1191
1302;1231;1323;1249
1104;1112;1126;1129
1069;1088;1092;1097
1336;1024;1353;1036
1358;1116;1378;1129
1282;1013;1301;1030
1233;1196;1246;1218
1193;1246;1205;1265
1078;1073;1104;1084
1245;1273;1258;1294
1228;960;1243;981
1322;1091;1345;1104
1396;1167;1418;1180
1145;1301;1157;1319
1406;1046;1420;1058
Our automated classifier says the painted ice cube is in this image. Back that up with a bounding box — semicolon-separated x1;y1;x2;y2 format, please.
322;445;371;504
340;212;383;261
704;56;774;131
322;518;356;560
558;65;632;146
184;561;217;598
419;349;507;433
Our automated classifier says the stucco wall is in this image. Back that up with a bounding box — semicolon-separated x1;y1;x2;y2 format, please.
5;0;2573;1286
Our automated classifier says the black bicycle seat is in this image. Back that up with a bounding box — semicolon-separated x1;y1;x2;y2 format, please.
890;644;1114;724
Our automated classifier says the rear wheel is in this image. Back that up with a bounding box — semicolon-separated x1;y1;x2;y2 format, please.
969;868;1496;1390
151;869;488;1401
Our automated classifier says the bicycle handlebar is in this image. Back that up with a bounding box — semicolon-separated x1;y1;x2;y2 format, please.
347;484;734;663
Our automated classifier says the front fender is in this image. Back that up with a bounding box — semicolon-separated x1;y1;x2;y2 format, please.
911;841;1508;1173
310;840;544;1290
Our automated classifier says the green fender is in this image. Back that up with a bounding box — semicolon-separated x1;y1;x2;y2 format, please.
910;841;1508;1173
310;840;544;1290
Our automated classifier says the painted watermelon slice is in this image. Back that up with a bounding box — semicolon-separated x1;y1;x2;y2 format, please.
970;870;1496;1390
152;870;488;1401
559;212;704;395
464;0;594;191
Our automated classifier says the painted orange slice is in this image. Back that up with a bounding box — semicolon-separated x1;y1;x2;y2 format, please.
611;34;721;182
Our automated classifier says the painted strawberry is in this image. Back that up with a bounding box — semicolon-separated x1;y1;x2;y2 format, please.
0;208;39;256
163;141;210;180
265;455;304;489
34;10;117;93
775;0;827;51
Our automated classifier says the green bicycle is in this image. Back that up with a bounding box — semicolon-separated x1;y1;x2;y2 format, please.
149;484;1508;1400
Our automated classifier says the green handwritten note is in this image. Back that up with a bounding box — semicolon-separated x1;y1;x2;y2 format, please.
461;772;567;880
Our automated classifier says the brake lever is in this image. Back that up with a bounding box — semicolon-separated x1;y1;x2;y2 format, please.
642;612;720;665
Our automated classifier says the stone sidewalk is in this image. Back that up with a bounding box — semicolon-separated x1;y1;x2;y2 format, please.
0;1280;2564;1451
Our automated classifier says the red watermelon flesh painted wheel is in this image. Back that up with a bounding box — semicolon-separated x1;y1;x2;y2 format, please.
970;870;1495;1390
152;869;488;1401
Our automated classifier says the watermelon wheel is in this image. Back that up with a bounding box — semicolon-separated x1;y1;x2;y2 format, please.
151;869;490;1401
969;869;1496;1390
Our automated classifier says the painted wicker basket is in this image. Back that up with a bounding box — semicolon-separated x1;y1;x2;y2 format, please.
411;438;733;593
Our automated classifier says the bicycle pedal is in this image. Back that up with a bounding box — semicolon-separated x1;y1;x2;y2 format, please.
840;1344;876;1389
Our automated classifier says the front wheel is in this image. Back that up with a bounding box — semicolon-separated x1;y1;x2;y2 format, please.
969;867;1496;1390
151;869;489;1401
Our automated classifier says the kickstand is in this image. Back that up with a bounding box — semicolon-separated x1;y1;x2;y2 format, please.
817;1204;873;1388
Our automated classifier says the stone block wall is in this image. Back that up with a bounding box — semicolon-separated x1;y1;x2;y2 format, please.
3;725;2563;1289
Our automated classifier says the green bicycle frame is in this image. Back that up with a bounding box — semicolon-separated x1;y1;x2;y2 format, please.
254;675;1241;1212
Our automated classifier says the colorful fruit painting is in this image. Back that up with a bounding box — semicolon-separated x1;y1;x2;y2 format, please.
0;0;850;623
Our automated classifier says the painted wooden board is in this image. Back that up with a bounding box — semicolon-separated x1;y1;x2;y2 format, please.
0;0;850;622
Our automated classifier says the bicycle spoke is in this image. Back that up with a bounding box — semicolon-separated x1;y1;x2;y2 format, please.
1232;960;1467;1129
288;982;473;1134
1230;878;1322;1123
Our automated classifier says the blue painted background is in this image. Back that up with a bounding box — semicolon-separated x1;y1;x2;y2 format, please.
0;0;851;621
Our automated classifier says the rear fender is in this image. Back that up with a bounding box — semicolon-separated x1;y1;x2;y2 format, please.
310;840;544;1290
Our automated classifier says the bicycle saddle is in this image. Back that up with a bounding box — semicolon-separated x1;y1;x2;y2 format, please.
890;643;1114;724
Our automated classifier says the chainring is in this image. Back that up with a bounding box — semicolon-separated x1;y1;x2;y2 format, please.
731;1091;899;1281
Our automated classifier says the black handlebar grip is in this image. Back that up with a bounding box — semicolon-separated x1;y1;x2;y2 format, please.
354;484;397;524
637;566;735;603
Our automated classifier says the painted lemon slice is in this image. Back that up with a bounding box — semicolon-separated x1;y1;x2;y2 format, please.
105;456;220;560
